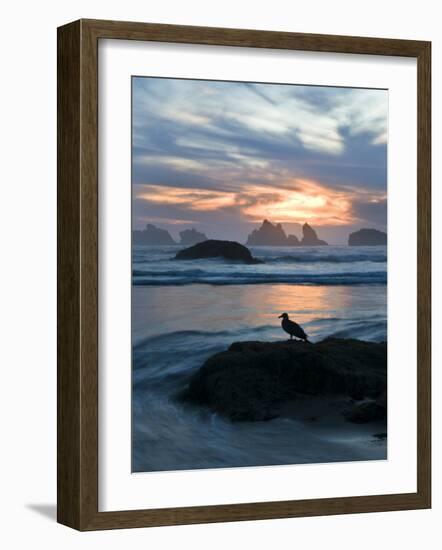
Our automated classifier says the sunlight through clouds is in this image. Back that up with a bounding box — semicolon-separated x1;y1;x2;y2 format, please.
132;76;388;243
136;178;385;228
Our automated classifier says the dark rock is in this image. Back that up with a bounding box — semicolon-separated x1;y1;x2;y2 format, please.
246;219;295;246
179;228;208;246
179;338;386;422
301;223;328;246
175;239;262;264
246;220;327;247
287;234;301;245
133;224;176;245
348;228;387;246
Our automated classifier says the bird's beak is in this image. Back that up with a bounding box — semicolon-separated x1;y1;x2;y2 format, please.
278;314;283;318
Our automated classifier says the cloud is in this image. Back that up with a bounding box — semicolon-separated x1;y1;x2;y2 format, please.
131;76;388;238
351;197;387;227
137;215;198;226
136;178;386;228
133;78;387;160
136;184;237;211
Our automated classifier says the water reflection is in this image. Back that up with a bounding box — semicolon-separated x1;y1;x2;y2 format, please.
133;283;386;343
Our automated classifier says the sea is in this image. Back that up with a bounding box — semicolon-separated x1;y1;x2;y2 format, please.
132;245;387;472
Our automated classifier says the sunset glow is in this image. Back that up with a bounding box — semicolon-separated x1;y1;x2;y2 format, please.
136;177;385;228
241;180;355;225
132;77;388;243
137;185;237;211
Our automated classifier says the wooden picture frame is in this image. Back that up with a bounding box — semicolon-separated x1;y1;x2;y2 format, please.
57;18;431;530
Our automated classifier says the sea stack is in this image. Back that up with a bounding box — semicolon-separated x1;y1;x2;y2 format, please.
246;219;291;246
300;223;328;246
287;234;301;245
179;228;208;246
175;239;262;264
246;220;327;246
133;223;176;245
348;228;387;246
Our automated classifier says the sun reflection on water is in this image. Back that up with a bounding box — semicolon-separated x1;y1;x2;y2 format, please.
133;283;386;342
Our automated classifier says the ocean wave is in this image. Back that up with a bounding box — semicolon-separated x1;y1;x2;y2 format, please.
133;270;387;286
133;320;386;347
134;325;275;349
327;319;387;342
132;325;280;386
133;253;387;265
268;253;386;264
133;268;207;276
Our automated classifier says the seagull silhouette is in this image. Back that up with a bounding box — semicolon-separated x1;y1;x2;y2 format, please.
278;313;310;342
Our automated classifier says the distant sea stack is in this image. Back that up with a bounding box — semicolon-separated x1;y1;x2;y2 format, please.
179;228;208;246
348;228;387;246
286;234;301;246
175;240;262;264
133;224;176;245
246;219;300;246
301;223;328;246
246;219;288;246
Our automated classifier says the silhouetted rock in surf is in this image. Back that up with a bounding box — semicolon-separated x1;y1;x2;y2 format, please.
348;228;387;246
246;219;290;246
175;240;262;264
246;220;327;246
301;223;328;246
179;228;208;246
133;224;176;245
179;338;386;422
287;234;301;245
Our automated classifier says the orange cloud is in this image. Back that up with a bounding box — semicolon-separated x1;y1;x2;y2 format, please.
136;179;383;226
138;216;198;225
241;180;355;226
137;185;236;211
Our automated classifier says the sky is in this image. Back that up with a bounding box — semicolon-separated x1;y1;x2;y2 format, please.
132;77;388;244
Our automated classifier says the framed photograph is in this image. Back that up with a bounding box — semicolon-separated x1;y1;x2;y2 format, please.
57;19;431;530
